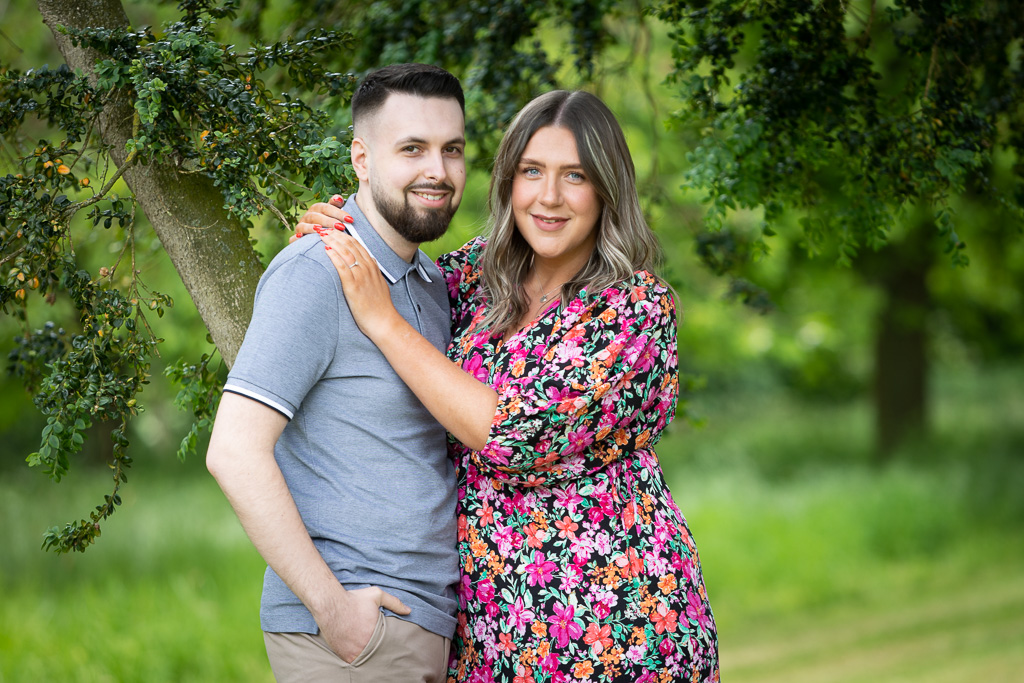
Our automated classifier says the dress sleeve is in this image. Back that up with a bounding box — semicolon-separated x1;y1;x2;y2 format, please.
474;273;679;486
435;237;487;333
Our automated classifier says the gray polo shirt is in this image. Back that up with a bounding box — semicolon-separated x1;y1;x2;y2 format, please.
224;197;458;638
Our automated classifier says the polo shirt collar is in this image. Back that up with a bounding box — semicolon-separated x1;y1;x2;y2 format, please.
342;196;436;284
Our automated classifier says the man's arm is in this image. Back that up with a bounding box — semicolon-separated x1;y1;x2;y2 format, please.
206;392;409;661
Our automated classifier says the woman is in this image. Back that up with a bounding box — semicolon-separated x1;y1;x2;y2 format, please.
312;90;718;682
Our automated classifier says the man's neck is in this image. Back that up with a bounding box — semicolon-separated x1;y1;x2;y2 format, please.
353;191;419;263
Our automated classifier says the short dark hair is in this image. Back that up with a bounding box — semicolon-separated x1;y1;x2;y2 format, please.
352;63;464;126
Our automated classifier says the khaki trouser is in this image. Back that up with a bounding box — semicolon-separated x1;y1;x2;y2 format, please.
263;613;450;683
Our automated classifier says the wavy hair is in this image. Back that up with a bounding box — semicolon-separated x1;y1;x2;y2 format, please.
478;90;662;334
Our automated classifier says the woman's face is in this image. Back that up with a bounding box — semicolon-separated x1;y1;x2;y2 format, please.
511;126;601;273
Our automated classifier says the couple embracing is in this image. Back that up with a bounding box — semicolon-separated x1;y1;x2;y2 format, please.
207;63;719;683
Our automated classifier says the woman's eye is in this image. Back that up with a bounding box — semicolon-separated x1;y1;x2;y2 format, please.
568;171;585;182
521;167;540;177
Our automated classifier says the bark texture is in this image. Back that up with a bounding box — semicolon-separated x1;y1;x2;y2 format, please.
37;0;264;367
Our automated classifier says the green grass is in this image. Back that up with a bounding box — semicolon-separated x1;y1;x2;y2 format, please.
0;462;273;683
658;362;1024;682
1;364;1022;681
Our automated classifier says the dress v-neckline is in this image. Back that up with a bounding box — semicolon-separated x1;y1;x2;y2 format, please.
496;298;561;349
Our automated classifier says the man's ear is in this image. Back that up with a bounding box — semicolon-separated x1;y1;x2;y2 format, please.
351;137;370;183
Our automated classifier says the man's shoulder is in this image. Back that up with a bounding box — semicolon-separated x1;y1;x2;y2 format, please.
256;237;340;300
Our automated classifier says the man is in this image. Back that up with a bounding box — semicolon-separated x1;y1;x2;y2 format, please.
206;63;466;682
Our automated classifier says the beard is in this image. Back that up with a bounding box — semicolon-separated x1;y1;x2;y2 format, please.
372;181;458;244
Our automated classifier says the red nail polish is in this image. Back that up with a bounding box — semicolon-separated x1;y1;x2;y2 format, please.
334;222;346;232
331;195;344;204
343;215;354;224
325;245;332;251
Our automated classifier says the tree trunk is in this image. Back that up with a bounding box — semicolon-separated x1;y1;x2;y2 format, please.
37;0;264;368
870;219;933;458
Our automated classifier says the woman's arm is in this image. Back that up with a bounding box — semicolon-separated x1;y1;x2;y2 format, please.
320;230;498;451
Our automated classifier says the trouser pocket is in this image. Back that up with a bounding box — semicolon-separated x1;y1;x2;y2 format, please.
347;610;387;668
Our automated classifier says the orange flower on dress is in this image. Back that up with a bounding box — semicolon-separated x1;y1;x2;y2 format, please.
573;660;594;678
555;516;579;540
658;574;677;594
524;523;547;549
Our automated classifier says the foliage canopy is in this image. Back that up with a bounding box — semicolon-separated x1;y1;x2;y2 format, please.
1;0;1022;552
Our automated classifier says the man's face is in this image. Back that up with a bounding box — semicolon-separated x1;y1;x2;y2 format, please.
357;93;466;243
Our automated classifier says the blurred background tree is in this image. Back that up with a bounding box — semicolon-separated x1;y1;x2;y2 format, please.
2;0;1021;552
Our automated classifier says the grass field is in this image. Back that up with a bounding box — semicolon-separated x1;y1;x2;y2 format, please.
1;364;1022;682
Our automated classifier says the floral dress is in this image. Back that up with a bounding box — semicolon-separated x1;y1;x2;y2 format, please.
437;239;719;683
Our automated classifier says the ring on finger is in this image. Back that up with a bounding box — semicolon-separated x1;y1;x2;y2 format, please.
348;259;359;269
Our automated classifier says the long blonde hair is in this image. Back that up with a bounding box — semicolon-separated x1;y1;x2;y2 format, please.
479;90;662;334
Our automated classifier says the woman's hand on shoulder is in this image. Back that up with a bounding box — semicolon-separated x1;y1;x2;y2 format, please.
320;230;402;342
289;194;354;244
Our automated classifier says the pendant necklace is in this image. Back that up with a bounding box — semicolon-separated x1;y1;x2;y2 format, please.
537;283;563;304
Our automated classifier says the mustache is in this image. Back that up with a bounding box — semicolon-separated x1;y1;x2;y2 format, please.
407;182;455;194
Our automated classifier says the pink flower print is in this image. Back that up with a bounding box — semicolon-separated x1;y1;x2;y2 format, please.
480;442;512;466
652;601;679;634
553;483;583;514
525;551;557;588
505;598;536;634
467;666;496;683
559;562;583;592
540;652;561;675
570;537;594;566
630;285;648;303
626;644;647;663
687;589;713;631
512;665;535;683
591;590;618;620
485;600;501;618
548;602;583;648
458;574;474;606
503;490;529;515
658;636;675;656
566;425;595;455
491;522;516;555
637;672;658;683
476;578;495;604
554;342;586;368
545;384;576;403
462;352;490;382
583;622;613;654
507;596;536;634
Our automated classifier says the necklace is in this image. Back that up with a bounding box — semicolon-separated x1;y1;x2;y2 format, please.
536;283;563;304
